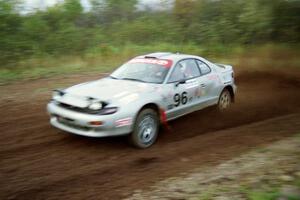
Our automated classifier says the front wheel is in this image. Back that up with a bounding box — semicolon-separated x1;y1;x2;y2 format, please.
217;89;232;112
129;109;159;148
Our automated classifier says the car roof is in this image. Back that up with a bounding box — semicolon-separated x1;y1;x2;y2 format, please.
136;52;205;63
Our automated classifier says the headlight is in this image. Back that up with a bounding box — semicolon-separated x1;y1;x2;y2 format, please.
88;102;103;110
52;90;64;100
87;106;118;115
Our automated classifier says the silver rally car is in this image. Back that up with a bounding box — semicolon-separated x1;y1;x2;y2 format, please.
47;52;236;148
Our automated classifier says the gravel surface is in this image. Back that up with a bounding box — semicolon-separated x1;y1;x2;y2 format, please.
1;70;300;199
127;135;300;200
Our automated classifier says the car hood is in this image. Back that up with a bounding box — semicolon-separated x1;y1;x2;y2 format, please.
61;78;156;106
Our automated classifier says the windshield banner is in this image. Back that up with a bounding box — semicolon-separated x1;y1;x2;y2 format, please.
129;58;173;67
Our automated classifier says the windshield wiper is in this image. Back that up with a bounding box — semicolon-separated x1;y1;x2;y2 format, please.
121;78;146;82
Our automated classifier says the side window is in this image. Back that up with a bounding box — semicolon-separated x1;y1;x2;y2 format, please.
196;60;211;75
168;59;201;83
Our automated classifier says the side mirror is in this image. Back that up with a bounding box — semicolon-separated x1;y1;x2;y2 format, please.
175;79;186;87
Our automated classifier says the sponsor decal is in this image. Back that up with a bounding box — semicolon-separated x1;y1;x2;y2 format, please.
115;118;132;127
194;87;202;98
185;80;199;89
207;74;219;80
129;58;173;67
208;74;222;84
167;104;174;110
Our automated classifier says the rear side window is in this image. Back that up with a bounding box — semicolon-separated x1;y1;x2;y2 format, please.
168;59;201;83
196;60;211;75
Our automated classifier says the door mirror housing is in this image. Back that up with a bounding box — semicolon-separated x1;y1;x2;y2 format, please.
175;79;186;87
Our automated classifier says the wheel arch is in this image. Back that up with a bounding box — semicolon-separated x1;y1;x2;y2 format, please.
140;103;160;113
135;103;162;124
222;85;235;103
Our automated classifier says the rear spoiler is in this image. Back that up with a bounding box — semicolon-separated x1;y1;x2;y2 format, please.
215;63;233;72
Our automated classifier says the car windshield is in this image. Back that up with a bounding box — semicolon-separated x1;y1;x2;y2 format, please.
110;58;172;84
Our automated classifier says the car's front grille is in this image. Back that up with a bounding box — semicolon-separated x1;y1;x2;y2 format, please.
63;122;90;131
57;116;90;131
58;102;87;113
56;102;113;115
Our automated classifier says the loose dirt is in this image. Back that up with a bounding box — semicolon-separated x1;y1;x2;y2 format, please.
1;69;300;200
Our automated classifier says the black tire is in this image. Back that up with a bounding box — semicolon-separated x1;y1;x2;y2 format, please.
129;109;159;149
217;89;232;112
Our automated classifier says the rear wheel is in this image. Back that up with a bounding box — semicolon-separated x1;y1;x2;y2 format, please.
129;109;159;148
218;89;232;112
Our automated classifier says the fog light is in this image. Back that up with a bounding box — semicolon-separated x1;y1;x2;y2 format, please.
89;121;103;126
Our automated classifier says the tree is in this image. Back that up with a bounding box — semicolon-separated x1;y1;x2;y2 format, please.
0;0;24;63
103;0;138;24
63;0;83;20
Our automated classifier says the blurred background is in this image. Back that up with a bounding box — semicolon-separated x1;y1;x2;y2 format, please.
1;0;300;83
1;2;300;199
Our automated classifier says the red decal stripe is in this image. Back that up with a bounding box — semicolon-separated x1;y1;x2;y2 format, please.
129;58;173;67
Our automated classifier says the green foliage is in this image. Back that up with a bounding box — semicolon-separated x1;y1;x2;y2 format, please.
247;190;280;200
0;0;300;68
63;0;83;20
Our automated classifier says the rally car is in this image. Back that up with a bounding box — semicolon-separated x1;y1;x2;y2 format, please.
47;52;236;148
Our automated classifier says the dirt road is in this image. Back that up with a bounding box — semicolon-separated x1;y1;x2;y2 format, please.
1;69;300;200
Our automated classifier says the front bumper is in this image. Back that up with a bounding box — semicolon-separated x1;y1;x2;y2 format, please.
47;102;132;137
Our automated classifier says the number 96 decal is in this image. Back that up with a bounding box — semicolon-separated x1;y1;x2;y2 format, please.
174;92;188;107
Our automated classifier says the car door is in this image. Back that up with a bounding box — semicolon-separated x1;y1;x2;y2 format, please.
194;59;221;107
165;59;201;120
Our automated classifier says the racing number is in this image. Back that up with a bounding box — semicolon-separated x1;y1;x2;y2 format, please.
174;94;180;107
174;92;188;107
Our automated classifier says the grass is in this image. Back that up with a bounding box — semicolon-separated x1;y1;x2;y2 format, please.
239;185;281;200
245;189;300;200
245;190;280;200
197;188;216;200
239;177;300;200
294;177;300;189
0;55;121;84
1;43;300;85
